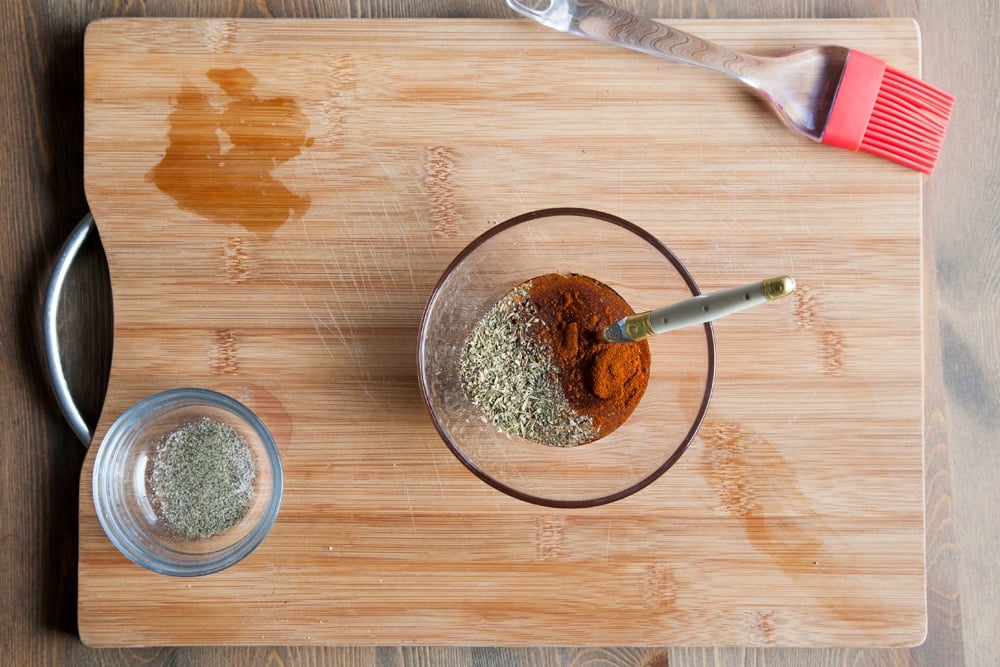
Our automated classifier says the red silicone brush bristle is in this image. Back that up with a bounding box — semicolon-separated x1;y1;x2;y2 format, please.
859;66;955;175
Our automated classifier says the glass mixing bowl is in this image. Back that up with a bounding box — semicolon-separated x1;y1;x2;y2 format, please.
418;208;716;507
92;387;283;576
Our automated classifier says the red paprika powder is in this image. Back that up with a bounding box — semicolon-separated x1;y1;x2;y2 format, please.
528;273;651;441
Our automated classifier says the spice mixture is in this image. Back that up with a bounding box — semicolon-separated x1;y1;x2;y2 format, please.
149;418;257;540
461;273;651;447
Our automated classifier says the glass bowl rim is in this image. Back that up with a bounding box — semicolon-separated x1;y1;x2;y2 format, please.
92;387;284;576
416;207;717;508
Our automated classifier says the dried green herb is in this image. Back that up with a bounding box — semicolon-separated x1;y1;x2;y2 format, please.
460;283;596;447
149;417;257;540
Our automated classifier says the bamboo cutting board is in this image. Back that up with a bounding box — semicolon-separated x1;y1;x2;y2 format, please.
80;18;926;647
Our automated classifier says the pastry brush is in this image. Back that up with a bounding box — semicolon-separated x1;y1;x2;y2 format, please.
507;0;955;174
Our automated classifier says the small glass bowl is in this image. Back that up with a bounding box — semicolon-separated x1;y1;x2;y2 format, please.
418;208;716;507
92;388;283;576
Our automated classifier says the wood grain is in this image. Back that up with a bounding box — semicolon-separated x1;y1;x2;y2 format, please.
918;1;1000;665
79;17;924;648
2;0;993;665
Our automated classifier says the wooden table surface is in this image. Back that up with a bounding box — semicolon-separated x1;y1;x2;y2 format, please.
1;1;994;665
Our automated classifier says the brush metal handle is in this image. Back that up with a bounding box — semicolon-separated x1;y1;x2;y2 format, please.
604;276;795;343
506;0;765;84
506;0;853;143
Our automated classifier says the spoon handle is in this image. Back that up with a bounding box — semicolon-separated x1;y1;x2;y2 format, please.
602;276;795;343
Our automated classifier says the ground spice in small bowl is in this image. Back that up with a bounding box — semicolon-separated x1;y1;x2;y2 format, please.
461;273;651;447
148;417;257;540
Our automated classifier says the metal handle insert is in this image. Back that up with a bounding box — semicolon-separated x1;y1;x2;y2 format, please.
43;213;96;447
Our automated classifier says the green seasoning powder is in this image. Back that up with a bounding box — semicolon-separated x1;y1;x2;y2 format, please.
149;417;257;540
460;284;596;447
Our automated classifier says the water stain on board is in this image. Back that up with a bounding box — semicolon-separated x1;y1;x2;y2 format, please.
700;422;826;567
148;67;313;238
226;382;294;454
697;421;883;627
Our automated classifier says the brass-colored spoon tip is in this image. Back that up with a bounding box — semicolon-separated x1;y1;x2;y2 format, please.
762;275;796;300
